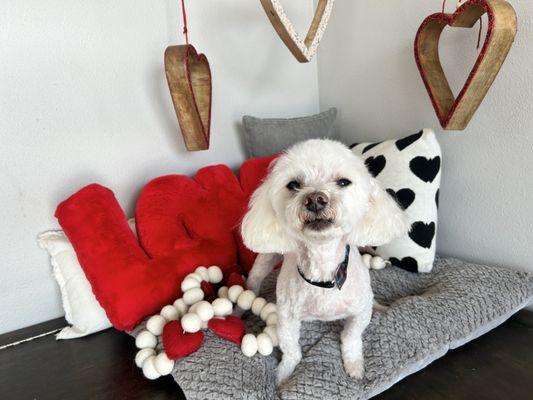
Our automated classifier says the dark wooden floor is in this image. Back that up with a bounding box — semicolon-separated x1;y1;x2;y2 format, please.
1;311;532;400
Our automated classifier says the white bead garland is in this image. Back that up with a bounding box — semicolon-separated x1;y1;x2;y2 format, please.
135;348;156;368
134;264;278;380
146;315;166;336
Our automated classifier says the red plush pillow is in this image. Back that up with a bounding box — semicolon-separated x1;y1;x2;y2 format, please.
55;157;277;330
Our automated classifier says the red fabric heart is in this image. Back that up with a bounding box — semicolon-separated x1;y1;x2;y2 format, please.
55;156;278;330
200;281;217;302
208;315;246;345
162;321;204;360
227;272;247;289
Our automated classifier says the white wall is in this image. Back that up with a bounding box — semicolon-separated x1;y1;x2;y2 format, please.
317;1;533;277
0;0;319;334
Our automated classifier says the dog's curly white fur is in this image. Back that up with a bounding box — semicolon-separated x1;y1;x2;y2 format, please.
241;139;408;385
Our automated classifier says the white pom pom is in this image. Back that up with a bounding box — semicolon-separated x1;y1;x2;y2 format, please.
257;333;273;356
251;297;267;316
186;272;203;282
362;253;372;269
173;298;188;315
183;287;204;305
160;305;180;321
241;334;258;357
201;320;209;329
181;277;201;292
212;298;233;317
263;325;279;346
260;303;277;321
370;256;387;270
265;312;278;326
154;352;175;376
142;355;161;380
146;315;167;336
194;301;214;322
135;348;156;368
228;285;244;303
217;286;229;299
188;302;200;314
135;330;157;349
237;290;256;310
195;266;209;281
207;265;223;284
181;313;202;333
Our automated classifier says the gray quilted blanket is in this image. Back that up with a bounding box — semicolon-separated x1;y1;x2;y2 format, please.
132;257;533;399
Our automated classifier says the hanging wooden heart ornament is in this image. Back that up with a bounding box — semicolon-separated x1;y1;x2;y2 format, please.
414;0;516;130
165;45;212;151
260;0;335;63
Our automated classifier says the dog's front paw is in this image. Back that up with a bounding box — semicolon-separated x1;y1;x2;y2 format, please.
344;359;365;380
276;357;299;386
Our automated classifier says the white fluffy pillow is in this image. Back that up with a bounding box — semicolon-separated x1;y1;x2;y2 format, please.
351;129;441;273
37;219;135;339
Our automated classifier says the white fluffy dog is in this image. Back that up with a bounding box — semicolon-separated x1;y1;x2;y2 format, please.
241;139;408;385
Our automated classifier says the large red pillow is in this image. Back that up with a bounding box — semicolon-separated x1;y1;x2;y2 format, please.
55;156;276;330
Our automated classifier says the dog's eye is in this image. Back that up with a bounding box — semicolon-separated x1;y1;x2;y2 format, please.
336;178;352;187
286;180;301;191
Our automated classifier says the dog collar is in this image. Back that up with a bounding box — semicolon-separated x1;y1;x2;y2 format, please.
297;245;351;290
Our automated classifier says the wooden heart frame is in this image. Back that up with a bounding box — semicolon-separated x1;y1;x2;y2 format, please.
260;0;334;63
165;45;212;151
414;0;516;130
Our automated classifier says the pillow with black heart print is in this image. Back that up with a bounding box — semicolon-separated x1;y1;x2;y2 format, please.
350;129;441;273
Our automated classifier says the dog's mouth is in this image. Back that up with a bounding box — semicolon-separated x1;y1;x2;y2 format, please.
304;218;334;231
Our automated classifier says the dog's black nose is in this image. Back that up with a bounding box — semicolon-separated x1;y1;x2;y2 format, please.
304;192;329;213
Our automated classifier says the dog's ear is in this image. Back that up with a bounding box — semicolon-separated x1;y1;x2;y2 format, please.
241;179;295;254
351;178;409;247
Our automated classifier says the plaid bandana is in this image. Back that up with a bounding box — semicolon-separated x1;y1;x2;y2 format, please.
297;245;351;290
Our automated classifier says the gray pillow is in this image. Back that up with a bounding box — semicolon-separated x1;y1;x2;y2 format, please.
242;108;337;158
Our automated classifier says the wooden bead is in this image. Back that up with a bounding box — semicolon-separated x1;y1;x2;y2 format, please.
257;333;273;356
237;290;256;310
146;315;166;336
207;265;223;283
241;334;258;357
228;285;244;303
135;330;157;349
183;287;204;305
251;297;267;316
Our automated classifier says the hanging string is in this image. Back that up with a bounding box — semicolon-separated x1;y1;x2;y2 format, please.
442;0;483;50
180;0;189;45
476;18;483;49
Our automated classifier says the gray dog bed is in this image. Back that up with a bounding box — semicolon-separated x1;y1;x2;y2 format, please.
132;256;533;400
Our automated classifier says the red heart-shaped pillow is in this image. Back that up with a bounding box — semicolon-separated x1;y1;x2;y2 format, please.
56;156;277;330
